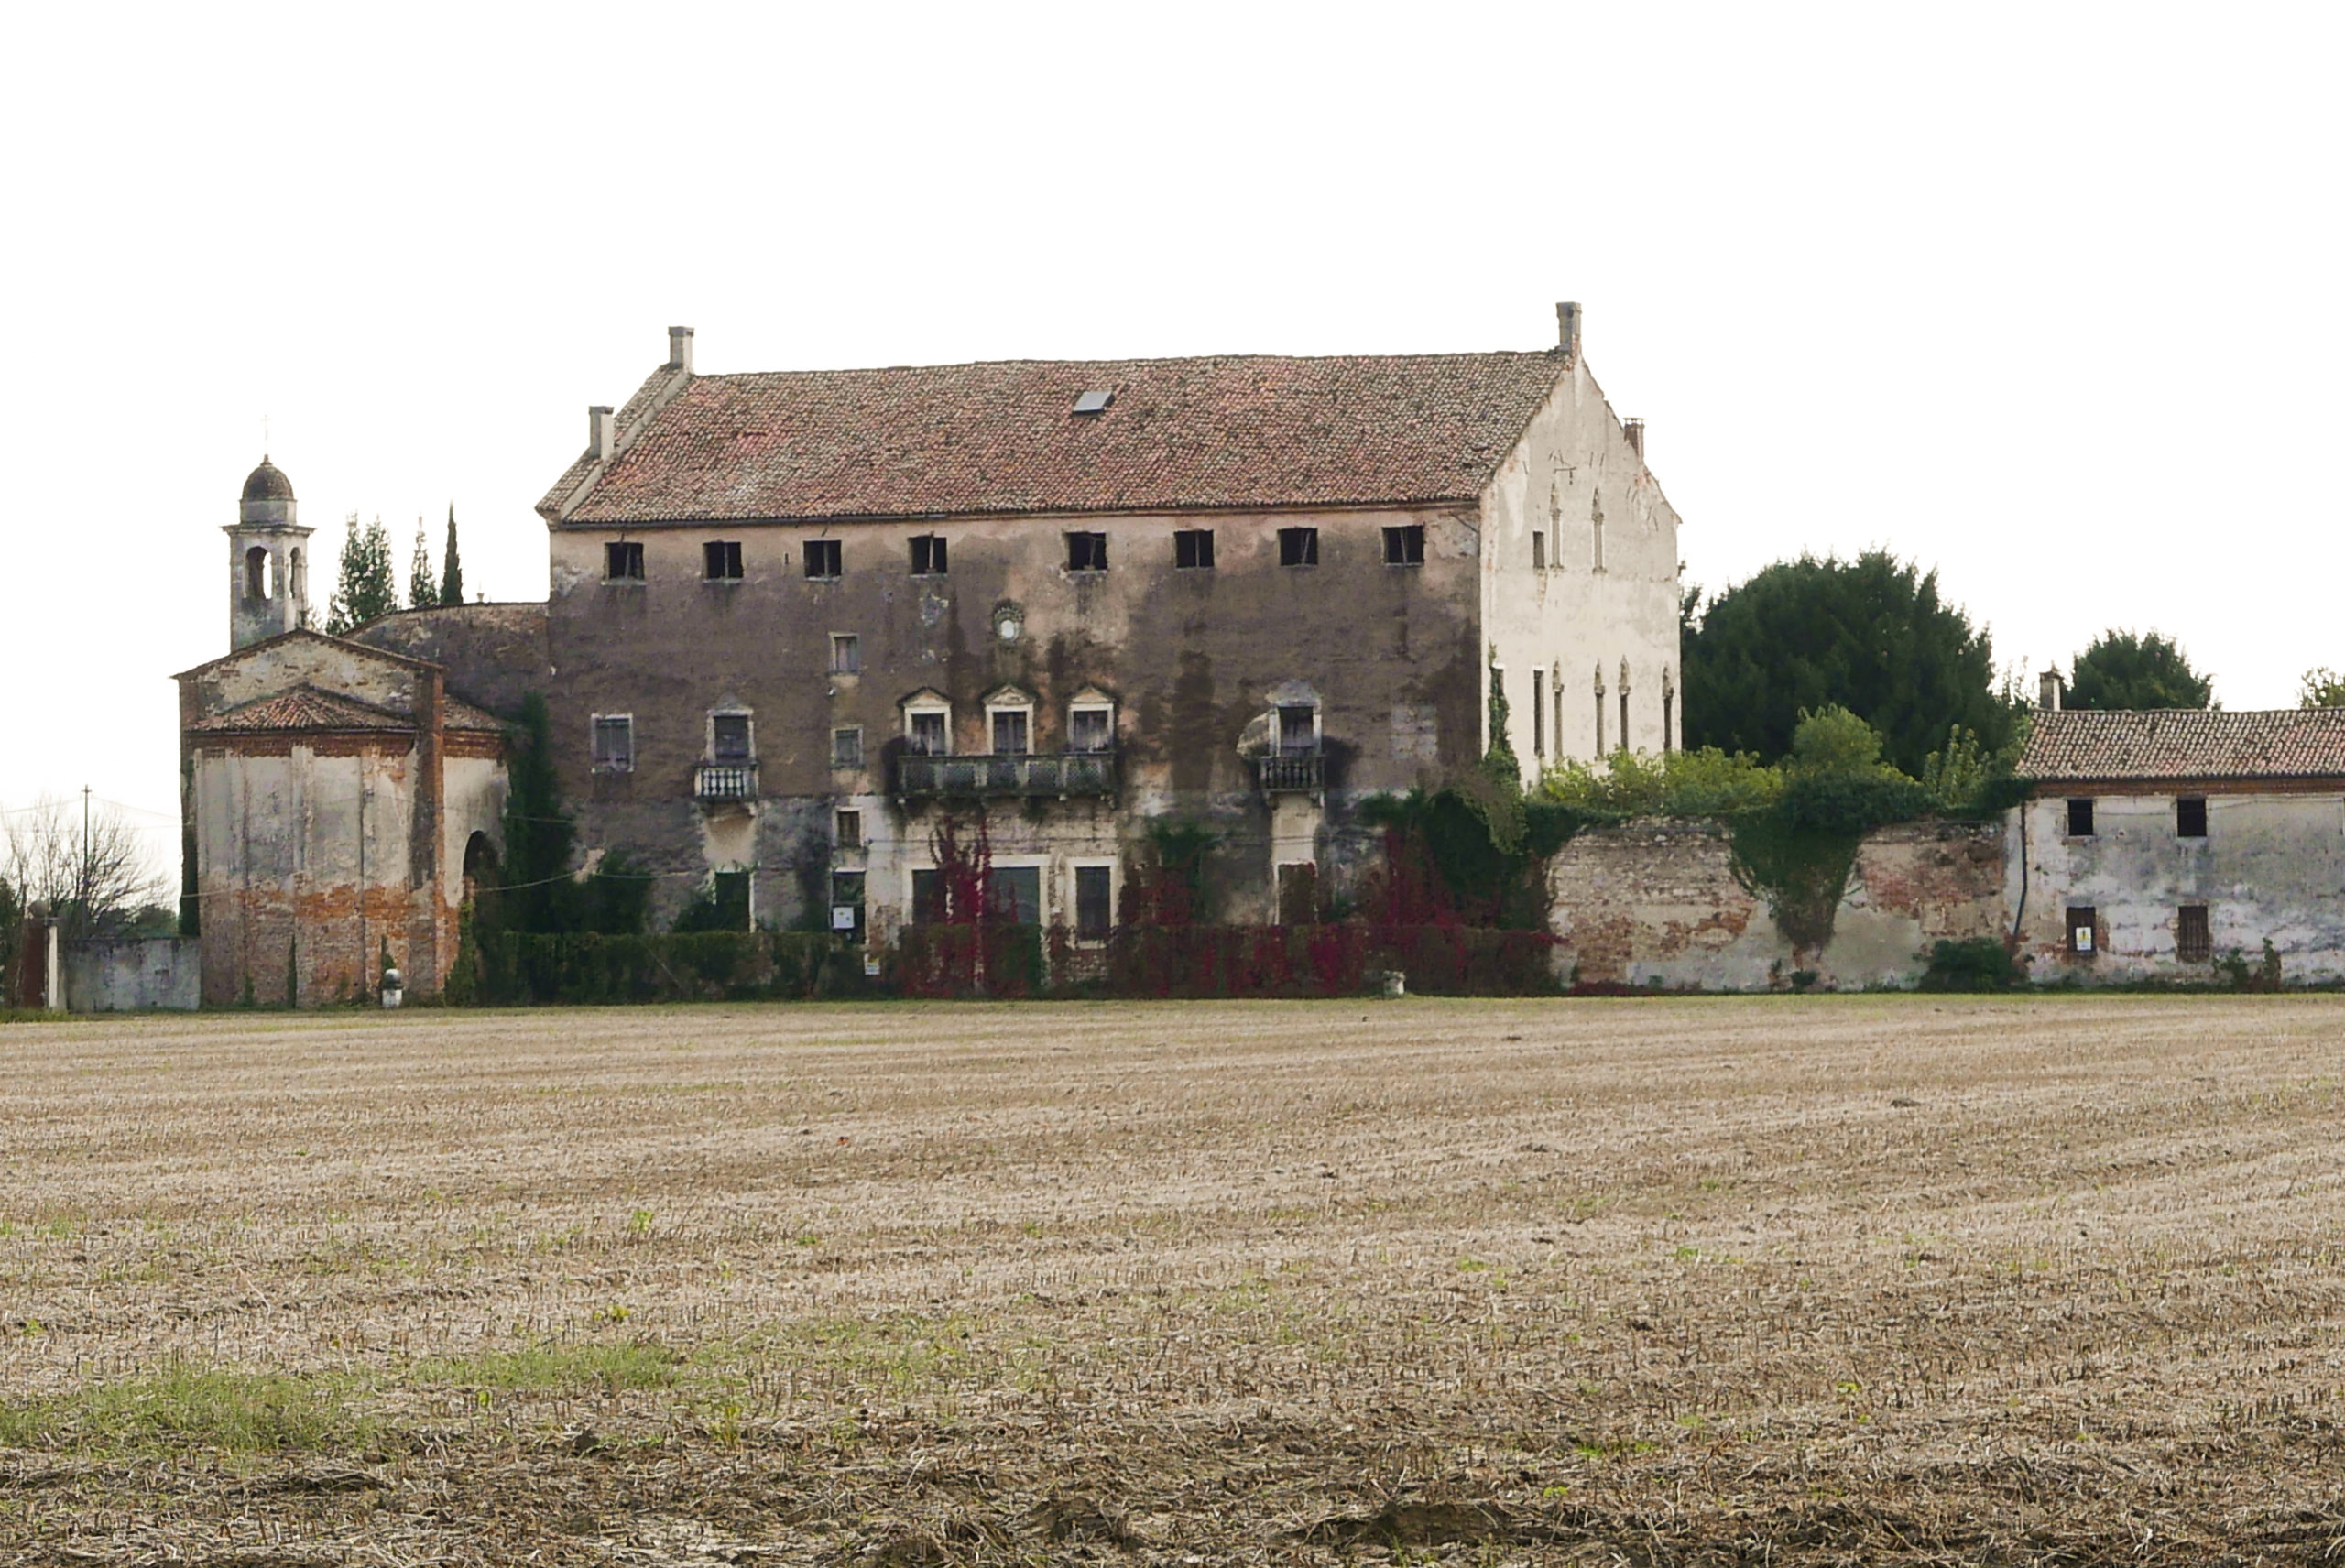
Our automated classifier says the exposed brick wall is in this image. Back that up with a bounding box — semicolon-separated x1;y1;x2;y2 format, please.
1549;816;2010;991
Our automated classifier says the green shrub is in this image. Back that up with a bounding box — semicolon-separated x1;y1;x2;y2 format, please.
1919;938;2021;992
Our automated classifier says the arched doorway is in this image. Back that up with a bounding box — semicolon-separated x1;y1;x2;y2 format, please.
462;831;500;908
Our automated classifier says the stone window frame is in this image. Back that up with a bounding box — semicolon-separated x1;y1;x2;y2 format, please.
985;687;1037;757
1069;857;1118;944
591;713;636;773
706;705;755;765
830;725;864;770
1066;691;1117;754
983;855;1050;925
834;807;863;852
829;632;861;677
901;691;954;757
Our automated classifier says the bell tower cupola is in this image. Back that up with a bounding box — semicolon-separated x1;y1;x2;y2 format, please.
224;456;314;649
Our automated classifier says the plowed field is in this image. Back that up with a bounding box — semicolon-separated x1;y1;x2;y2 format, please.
4;996;2344;1563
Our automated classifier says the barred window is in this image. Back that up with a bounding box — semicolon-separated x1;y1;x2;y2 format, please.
2177;904;2212;963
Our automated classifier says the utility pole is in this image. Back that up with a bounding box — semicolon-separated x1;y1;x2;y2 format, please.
80;785;92;942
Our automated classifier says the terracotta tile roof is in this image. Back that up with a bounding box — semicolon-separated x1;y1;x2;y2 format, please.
540;351;1572;524
442;695;504;732
190;685;504;735
191;686;412;735
2018;708;2345;783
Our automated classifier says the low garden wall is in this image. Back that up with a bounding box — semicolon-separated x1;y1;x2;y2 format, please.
1549;816;2010;990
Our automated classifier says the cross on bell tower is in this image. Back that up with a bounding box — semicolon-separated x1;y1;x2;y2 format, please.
224;456;314;650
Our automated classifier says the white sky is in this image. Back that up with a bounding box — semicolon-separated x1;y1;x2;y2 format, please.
6;2;2340;877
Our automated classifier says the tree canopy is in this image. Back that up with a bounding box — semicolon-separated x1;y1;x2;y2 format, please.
406;518;438;610
325;514;398;634
2299;668;2344;709
2065;630;2214;711
1681;551;2014;776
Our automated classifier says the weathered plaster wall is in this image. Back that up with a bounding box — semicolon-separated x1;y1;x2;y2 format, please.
351;604;551;717
192;741;434;1006
1479;360;1682;775
545;504;1487;933
1549;817;2008;990
63;938;202;1012
184;635;426;722
2015;789;2345;984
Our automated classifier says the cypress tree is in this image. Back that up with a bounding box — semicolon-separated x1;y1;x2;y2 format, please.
325;514;399;635
439;504;465;605
407;517;438;610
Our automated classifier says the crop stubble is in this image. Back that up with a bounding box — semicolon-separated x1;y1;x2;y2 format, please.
3;996;2345;1563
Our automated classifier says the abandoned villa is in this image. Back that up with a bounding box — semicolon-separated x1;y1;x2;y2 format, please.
155;308;2345;1008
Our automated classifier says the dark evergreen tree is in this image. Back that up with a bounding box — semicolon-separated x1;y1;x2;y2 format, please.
2065;629;2214;711
406;517;438;610
439;504;465;605
1682;550;2014;776
324;513;399;635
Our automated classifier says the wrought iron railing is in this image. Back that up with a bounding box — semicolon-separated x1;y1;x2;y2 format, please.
1256;751;1324;793
693;762;758;801
897;750;1118;799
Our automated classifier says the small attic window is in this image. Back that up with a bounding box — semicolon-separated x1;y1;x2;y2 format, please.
1072;389;1114;416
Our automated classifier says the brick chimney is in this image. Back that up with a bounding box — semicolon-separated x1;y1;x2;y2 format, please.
2039;671;2064;712
667;325;694;373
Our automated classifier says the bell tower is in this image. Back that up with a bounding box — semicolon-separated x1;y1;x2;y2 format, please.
224;457;313;650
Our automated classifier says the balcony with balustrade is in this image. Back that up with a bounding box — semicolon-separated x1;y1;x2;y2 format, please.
895;749;1118;801
1254;749;1324;796
693;761;758;803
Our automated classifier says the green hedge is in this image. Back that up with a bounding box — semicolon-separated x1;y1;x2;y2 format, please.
467;931;867;1005
453;923;1559;1006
